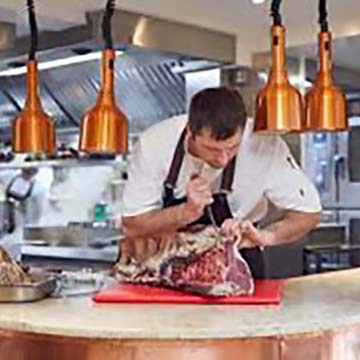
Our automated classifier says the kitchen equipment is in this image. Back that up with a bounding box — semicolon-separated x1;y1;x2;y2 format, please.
0;271;56;303
303;117;360;223
93;279;284;305
12;0;55;155
79;0;128;155
304;0;348;132
51;269;113;298
255;0;303;134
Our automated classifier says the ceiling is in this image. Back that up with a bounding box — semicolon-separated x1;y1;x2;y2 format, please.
1;0;360;64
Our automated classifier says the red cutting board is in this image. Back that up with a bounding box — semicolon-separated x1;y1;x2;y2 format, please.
93;280;284;305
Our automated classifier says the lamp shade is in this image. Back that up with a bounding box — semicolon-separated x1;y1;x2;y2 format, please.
305;31;348;132
79;49;128;155
12;61;55;155
255;25;304;134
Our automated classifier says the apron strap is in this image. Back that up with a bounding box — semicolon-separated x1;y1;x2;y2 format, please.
163;129;187;202
220;156;236;193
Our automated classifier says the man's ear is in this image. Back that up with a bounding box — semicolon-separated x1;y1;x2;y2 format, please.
186;125;196;141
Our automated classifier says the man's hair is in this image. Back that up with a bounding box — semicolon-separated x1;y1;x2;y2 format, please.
188;87;247;140
22;167;38;179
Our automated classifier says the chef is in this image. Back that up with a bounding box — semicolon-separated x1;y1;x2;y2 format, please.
120;87;321;277
0;167;49;260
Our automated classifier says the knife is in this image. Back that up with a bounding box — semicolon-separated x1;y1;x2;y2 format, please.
206;205;222;237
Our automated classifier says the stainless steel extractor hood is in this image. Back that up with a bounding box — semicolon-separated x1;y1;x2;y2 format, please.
0;9;234;143
0;48;189;139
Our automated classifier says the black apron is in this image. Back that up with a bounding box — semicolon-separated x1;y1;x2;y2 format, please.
162;129;265;278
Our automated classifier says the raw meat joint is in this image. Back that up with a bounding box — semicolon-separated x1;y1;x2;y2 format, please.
0;246;32;285
115;227;254;297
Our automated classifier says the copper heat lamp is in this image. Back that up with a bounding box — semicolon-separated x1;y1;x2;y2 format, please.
304;0;348;132
255;0;303;134
79;0;128;155
13;0;55;155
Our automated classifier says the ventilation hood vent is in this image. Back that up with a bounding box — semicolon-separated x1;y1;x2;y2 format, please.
0;9;233;143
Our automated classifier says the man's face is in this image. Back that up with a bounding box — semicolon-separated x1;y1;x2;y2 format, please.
21;168;38;180
187;126;242;169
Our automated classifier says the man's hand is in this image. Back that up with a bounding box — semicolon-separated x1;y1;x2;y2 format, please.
239;220;271;248
221;219;271;248
182;175;213;224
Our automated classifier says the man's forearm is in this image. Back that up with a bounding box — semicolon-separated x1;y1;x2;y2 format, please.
122;204;191;239
260;211;321;246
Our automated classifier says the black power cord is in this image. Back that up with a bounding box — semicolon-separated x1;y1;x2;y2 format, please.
271;0;282;26
27;0;38;61
319;0;329;32
102;0;116;50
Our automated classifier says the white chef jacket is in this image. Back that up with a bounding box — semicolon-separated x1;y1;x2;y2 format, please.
122;115;321;222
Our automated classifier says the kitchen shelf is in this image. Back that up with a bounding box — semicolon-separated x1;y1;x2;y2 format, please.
0;158;123;170
22;245;118;262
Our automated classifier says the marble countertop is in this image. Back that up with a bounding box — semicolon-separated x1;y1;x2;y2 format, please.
1;269;360;340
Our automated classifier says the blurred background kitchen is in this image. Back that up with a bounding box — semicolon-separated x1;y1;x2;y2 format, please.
0;0;358;277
